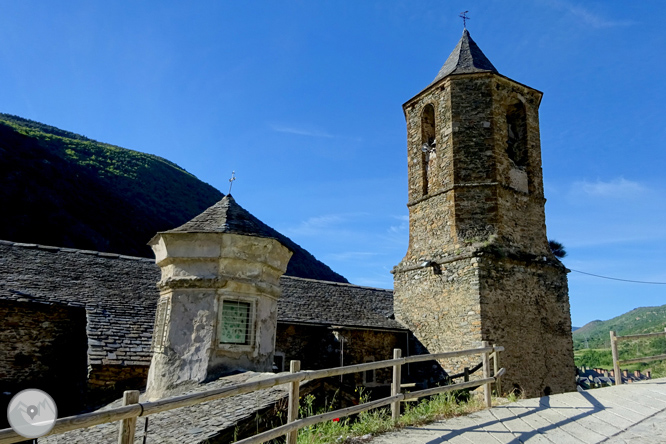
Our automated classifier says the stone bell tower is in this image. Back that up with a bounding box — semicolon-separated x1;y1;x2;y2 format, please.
145;195;292;400
392;30;576;397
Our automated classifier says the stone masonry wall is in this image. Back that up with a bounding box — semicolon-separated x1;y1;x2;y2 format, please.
404;82;453;204
87;364;150;408
338;329;407;387
0;300;88;427
147;232;292;400
275;324;407;387
275;324;339;370
404;193;456;264
479;255;576;397
490;76;550;256
402;74;552;259
394;257;483;374
396;70;576;398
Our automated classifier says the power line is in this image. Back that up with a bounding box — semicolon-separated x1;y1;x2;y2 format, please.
570;269;666;285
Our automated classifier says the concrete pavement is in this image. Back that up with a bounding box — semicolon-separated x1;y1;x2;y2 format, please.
371;378;666;443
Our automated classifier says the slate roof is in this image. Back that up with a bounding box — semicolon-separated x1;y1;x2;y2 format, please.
0;240;403;367
41;371;292;444
0;240;158;367
163;194;283;243
429;29;498;88
280;276;405;330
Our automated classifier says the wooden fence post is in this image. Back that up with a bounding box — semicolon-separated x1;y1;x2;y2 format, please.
481;341;491;408
493;345;501;397
463;367;469;382
391;348;402;421
117;390;140;444
286;360;301;444
610;331;621;386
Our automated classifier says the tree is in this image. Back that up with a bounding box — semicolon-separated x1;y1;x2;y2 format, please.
548;240;567;258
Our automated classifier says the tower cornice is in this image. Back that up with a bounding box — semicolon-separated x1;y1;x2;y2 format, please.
403;72;543;114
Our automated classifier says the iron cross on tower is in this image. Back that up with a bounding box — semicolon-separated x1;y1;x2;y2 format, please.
228;171;236;195
459;11;470;29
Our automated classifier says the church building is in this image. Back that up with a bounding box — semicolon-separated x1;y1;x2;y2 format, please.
0;28;576;441
393;29;576;397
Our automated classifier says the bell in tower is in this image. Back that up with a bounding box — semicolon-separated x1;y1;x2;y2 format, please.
392;29;576;398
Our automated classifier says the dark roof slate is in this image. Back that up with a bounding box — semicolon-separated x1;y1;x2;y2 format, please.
0;240;158;367
430;29;498;86
0;240;402;367
279;276;405;330
41;372;292;444
165;195;281;242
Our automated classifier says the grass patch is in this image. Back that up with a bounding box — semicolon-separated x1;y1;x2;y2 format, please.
295;389;496;444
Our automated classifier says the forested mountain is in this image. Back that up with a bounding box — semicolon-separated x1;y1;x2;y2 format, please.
0;113;347;283
573;305;666;350
573;305;666;376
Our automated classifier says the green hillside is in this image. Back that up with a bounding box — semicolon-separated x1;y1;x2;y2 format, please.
573;305;666;377
0;113;347;283
573;305;666;350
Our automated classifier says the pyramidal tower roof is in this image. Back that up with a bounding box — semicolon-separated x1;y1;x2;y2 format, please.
166;194;278;240
431;29;498;85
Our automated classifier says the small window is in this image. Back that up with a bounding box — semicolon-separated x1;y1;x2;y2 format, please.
506;101;527;168
219;300;253;345
421;104;436;196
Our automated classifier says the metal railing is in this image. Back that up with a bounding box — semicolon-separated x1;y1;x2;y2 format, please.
610;328;666;386
0;342;504;444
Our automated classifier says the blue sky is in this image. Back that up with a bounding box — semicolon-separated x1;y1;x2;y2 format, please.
0;1;664;328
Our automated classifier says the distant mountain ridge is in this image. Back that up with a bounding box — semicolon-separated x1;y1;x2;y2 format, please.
0;113;347;283
573;305;666;350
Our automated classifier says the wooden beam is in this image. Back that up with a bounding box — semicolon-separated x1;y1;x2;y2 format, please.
482;341;492;408
391;348;402;421
619;354;666;366
235;394;405;444
140;372;304;416
286;360;301;444
402;377;496;402
0;344;507;444
615;331;666;341
0;404;142;444
610;331;622;386
117;390;140;444
493;344;502;396
402;347;493;364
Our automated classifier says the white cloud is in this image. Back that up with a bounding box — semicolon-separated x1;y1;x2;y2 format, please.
547;0;635;28
282;213;374;238
388;214;408;234
284;214;345;236
572;177;646;198
269;123;333;138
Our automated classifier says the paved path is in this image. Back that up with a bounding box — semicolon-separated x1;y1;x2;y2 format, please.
371;378;666;443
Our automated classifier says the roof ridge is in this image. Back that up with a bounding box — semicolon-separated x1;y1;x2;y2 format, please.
281;274;392;292
165;195;284;245
0;239;154;263
432;29;498;83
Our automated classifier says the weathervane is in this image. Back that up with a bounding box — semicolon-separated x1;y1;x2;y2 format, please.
459;11;470;29
228;170;236;195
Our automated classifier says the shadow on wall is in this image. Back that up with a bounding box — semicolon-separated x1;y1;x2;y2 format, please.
0;299;88;428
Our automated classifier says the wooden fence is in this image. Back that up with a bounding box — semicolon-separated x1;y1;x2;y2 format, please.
0;343;504;444
610;328;666;386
